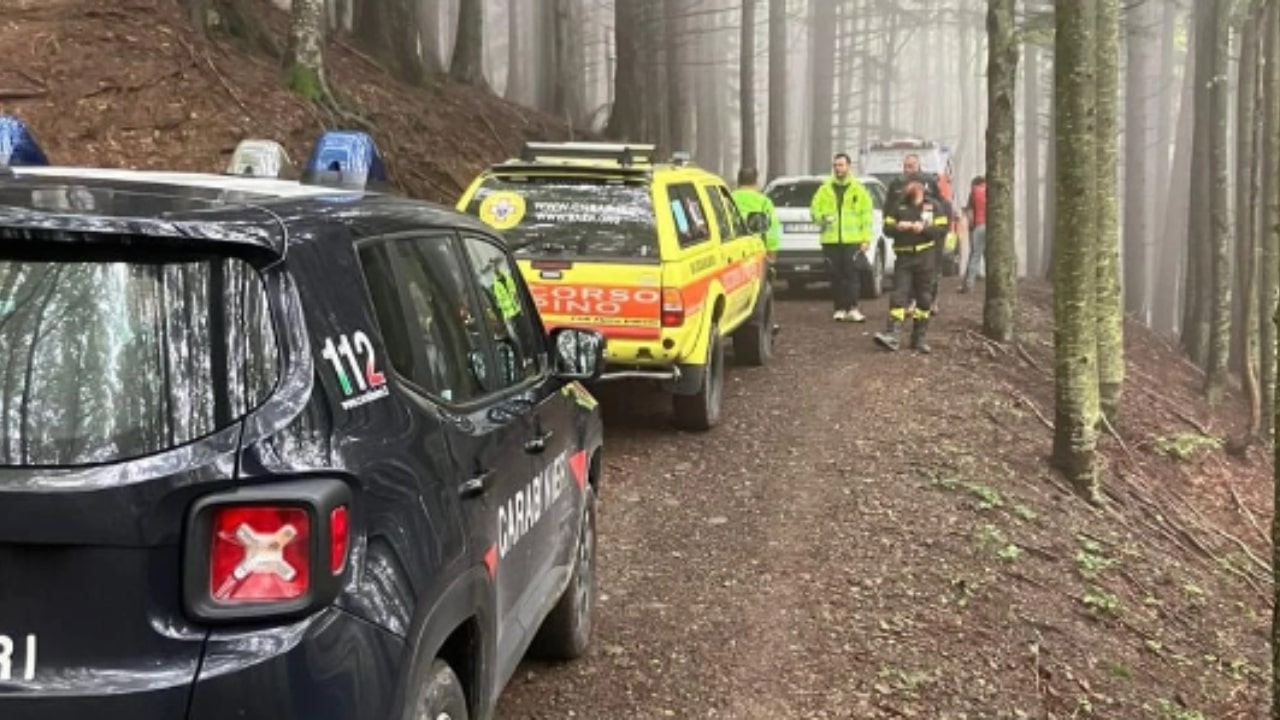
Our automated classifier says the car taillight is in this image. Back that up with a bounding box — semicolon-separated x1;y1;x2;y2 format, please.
661;288;684;327
210;506;311;603
330;506;350;574
184;479;353;623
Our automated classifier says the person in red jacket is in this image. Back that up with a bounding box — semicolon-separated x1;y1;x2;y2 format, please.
960;176;987;293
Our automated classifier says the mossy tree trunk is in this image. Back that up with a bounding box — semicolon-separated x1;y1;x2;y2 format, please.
1051;0;1101;501
1094;0;1123;425
1237;15;1263;440
1204;0;1234;404
286;0;326;102
766;0;788;179
1184;0;1214;368
1023;42;1044;277
449;0;489;89
1262;0;1280;437
1123;0;1158;323
605;0;644;140
983;0;1018;344
740;0;758;169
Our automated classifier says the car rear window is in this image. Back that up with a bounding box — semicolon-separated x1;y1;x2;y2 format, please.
766;181;822;208
464;176;659;260
0;254;278;466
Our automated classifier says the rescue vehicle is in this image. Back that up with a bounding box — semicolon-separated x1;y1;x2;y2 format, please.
457;142;775;431
0;116;606;720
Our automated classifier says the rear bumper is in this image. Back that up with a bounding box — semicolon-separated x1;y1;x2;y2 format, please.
190;607;404;720
774;250;829;282
2;607;404;720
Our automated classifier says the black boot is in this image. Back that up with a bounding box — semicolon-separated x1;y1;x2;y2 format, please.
874;317;902;351
911;318;932;354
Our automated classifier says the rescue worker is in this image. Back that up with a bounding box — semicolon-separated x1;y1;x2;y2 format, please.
885;154;946;212
886;153;954;314
731;167;782;335
731;167;781;261
491;268;521;319
960;175;987;293
809;152;874;323
874;180;950;354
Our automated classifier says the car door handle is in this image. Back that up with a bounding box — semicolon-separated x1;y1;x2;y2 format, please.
459;470;493;499
524;430;554;454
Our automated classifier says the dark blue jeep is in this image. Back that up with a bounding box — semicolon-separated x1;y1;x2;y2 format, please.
0;118;606;720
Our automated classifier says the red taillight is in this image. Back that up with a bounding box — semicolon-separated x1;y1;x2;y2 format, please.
661;288;684;327
330;506;350;574
209;506;311;604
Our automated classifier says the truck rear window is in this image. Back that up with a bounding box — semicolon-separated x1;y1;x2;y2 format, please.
0;255;278;466
766;181;822;208
464;177;659;260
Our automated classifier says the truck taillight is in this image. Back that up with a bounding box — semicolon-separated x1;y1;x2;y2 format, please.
661;288;684;327
210;507;311;603
184;479;352;623
330;506;350;574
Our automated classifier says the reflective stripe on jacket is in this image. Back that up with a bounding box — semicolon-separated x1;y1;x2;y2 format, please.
809;176;873;246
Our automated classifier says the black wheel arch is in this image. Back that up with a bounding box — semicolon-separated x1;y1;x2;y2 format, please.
392;566;496;720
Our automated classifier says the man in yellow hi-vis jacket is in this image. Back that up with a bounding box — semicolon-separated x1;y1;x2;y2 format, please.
809;153;874;323
730;167;781;260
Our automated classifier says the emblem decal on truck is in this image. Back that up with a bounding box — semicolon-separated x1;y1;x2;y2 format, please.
528;284;660;319
478;191;527;231
321;331;390;410
497;449;589;561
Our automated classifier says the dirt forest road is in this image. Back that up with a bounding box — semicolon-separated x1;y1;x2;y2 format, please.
497;285;1029;719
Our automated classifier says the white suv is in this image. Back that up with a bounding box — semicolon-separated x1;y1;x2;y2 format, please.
763;175;892;296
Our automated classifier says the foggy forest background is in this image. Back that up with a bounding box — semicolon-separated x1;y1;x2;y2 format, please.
274;0;1259;334
251;0;1280;486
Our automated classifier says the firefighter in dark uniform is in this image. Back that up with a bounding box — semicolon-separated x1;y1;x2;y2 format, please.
886;154;953;315
874;181;950;353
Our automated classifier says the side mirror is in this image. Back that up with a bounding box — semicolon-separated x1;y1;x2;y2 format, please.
746;211;769;234
550;327;606;382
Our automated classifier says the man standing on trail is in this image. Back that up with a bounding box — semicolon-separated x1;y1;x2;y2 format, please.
732;167;782;335
886;153;953;315
960;175;987;293
875;180;950;353
886;154;945;212
731;167;781;262
809;152;874;323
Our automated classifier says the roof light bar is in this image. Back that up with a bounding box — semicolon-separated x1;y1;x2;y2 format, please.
0;115;50;168
301;130;389;191
519;141;657;167
226;139;298;180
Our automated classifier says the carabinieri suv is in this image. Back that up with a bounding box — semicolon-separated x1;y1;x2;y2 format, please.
0;117;606;720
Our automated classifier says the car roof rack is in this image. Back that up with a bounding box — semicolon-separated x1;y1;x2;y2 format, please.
519;141;658;168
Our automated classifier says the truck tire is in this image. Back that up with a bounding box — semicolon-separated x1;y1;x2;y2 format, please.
672;323;724;431
733;292;774;367
406;659;469;720
862;247;885;299
531;485;597;661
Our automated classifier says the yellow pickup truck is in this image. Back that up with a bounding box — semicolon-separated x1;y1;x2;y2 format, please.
457;142;775;431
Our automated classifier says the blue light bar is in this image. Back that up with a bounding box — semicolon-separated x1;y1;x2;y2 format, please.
0;116;49;168
301;130;389;190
